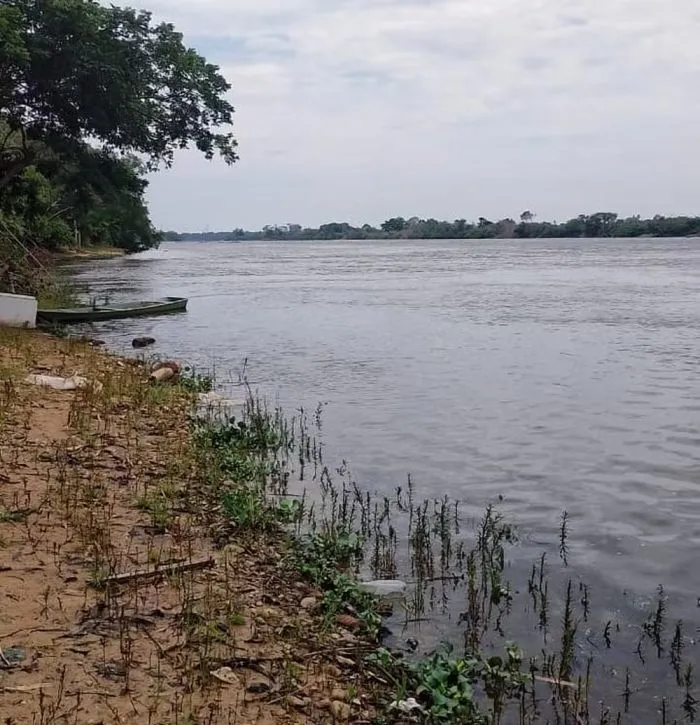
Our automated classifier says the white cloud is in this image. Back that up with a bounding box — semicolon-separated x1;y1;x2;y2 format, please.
114;0;700;229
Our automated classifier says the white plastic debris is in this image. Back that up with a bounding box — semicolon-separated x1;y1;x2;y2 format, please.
358;580;407;598
24;374;103;392
210;666;240;685
390;697;424;714
195;391;246;422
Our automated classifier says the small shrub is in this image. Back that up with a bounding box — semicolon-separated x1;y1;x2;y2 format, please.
179;368;214;394
221;488;302;532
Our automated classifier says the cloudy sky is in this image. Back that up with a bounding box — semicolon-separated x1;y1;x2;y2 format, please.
116;0;700;231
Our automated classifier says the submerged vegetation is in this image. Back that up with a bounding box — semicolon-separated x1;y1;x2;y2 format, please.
0;0;238;296
176;377;700;723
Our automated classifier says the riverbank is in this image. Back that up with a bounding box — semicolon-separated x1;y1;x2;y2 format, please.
0;329;391;724
2;326;696;725
54;246;126;263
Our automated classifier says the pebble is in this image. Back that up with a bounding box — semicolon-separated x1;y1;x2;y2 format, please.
246;675;272;694
287;695;307;709
335;614;361;630
300;596;317;610
331;688;347;702
329;700;352;721
406;637;419;651
324;664;342;678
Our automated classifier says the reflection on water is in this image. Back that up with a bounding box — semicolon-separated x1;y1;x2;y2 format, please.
70;238;700;713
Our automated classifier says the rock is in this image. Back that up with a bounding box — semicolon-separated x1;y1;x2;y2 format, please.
318;698;331;711
287;695;307;709
68;334;105;347
358;580;407;598
150;367;175;382
257;606;278;621
151;360;180;374
149;361;180;383
329;700;352;721
331;688;347;702
300;596;317;611
246;675;273;694
132;336;156;348
336;614;361;630
0;645;25;669
324;664;342;678
339;629;358;645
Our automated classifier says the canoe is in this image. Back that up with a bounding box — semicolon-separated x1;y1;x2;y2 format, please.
37;297;188;324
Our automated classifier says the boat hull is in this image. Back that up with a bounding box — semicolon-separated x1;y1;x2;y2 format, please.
37;297;188;324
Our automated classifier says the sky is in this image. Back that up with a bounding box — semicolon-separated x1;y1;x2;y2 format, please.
115;0;700;231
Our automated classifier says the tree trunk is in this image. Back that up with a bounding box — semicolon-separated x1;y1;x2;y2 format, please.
0;157;31;194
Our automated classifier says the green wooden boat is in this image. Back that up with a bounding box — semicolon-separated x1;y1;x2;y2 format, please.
37;297;188;324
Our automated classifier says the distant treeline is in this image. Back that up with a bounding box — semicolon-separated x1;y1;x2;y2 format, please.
162;212;700;242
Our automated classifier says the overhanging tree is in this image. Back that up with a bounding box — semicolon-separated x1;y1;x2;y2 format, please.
0;0;238;192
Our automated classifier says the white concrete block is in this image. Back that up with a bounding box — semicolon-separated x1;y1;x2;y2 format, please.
0;292;38;328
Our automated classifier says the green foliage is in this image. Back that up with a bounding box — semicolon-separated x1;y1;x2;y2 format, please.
221;488;302;532
0;506;32;523
35;278;78;309
167;212;700;242
192;419;264;485
321;572;382;636
0;0;238;291
381;217;407;233
191;410;290;487
178;369;214;394
292;530;382;636
293;529;365;583
136;484;174;532
409;644;526;724
189;397;383;637
365;644;527;724
0;0;237;173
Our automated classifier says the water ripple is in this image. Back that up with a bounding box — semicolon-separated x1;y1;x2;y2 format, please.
71;237;700;625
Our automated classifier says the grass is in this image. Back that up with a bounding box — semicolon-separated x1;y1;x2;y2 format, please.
35;278;80;309
55;245;125;262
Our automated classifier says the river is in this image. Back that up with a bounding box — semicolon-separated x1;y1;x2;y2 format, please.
69;238;700;714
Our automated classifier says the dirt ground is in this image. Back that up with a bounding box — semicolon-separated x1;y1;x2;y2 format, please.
0;329;382;724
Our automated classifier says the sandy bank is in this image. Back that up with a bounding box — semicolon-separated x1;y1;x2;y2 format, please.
0;329;385;724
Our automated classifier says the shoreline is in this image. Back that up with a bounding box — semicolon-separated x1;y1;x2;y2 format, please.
1;327;696;724
54;246;126;263
0;329;391;724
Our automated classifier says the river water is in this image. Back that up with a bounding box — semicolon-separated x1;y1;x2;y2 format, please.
70;238;700;709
